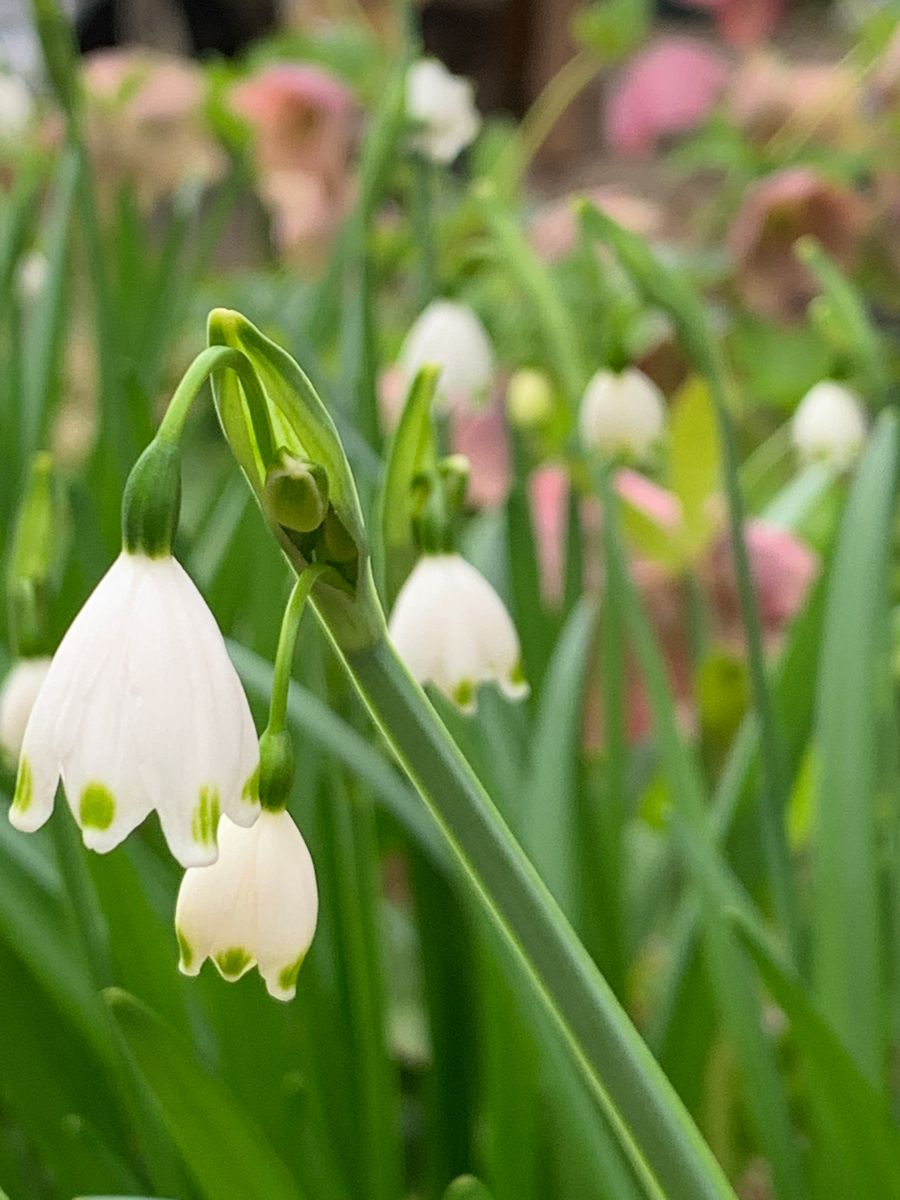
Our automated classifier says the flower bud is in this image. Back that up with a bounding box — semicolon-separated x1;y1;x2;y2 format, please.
506;369;554;431
406;58;481;165
263;452;330;534
791;380;867;470
579;367;666;460
400;300;495;410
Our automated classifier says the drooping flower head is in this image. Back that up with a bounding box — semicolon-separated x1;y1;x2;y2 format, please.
0;657;51;766
388;554;527;713
10;552;260;866
791;380;868;470
399;300;495;410
406;58;481;165
728;168;868;322
176;808;318;1001
579;367;666;460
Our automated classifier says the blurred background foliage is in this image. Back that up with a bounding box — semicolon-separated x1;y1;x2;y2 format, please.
0;1;899;1198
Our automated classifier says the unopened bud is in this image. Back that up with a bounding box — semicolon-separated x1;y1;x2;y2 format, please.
264;453;329;534
506;369;554;430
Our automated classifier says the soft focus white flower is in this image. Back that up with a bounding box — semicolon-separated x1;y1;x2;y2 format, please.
406;58;481;164
176;808;318;1001
10;552;259;867
0;72;32;141
0;658;51;765
17;250;48;302
791;380;868;469
389;553;527;712
400;299;495;409
579;367;666;459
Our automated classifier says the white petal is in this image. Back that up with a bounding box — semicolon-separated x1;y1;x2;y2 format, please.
792;380;867;469
0;658;51;765
406;59;480;165
579;368;666;459
389;554;525;710
175;810;317;999
399;300;494;408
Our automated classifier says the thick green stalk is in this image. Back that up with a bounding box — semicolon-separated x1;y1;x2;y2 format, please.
339;634;736;1200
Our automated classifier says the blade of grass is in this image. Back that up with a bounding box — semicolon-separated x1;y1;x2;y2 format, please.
811;412;897;1084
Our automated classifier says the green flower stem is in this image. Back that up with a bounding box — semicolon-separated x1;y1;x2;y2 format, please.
339;633;736;1200
597;458;629;992
267;565;330;736
580;202;801;966
411;153;438;308
156;345;273;463
499;48;600;192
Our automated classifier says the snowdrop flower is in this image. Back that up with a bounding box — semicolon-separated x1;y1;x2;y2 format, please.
17;250;48;303
0;72;33;141
10;552;260;866
0;658;51;765
389;554;527;712
579;367;666;460
406;58;481;164
176;808;318;1001
400;300;495;409
792;380;868;470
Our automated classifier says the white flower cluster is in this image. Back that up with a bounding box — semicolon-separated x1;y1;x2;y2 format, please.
3;547;317;1001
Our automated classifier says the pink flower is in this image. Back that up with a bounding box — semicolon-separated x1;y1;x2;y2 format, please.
529;185;663;263
675;0;784;48
451;402;511;510
703;520;818;648
229;64;357;261
728;53;862;147
604;38;729;158
728;167;868;322
529;466;570;607
80;47;225;211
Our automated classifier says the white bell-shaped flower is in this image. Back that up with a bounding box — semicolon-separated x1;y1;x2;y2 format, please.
175;808;318;1001
0;657;51;766
389;553;527;712
0;73;33;142
406;57;481;164
791;380;867;470
579;367;666;460
400;299;495;409
10;551;260;867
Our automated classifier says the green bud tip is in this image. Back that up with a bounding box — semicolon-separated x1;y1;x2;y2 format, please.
264;451;330;534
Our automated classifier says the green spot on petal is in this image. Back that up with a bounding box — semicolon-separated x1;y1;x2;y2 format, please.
176;928;193;970
452;679;475;710
215;946;251;979
242;765;259;804
278;953;306;994
509;661;527;687
12;757;33;813
191;786;220;846
79;783;115;830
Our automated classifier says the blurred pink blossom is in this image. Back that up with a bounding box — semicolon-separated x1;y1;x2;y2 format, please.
704;520;818;647
604;38;729;157
229;63;357;261
728;167;868;321
529;185;663;263
529;465;570;607
80;47;225;210
728;53;862;147
676;0;784;48
451;403;511;510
